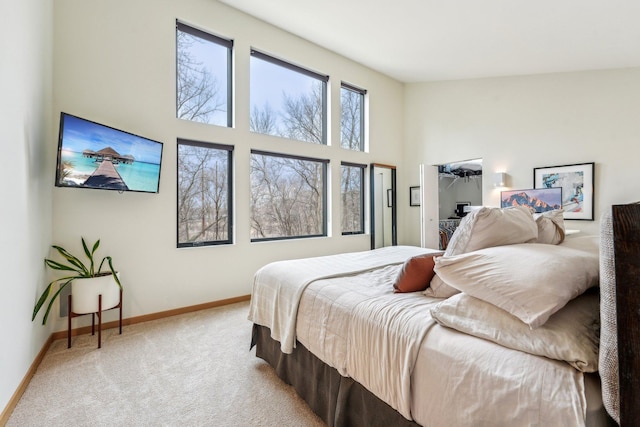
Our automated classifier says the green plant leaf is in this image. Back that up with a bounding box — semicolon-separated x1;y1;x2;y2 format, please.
44;259;82;274
52;245;89;275
92;239;100;255
81;238;96;276
92;240;101;277
106;256;122;288
32;275;78;322
32;283;53;321
91;239;100;275
41;279;73;325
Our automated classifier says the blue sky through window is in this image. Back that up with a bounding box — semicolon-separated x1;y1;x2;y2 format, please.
250;55;321;139
177;30;229;126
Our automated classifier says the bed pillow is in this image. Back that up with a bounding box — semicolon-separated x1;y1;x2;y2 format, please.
444;206;538;255
433;243;599;328
426;206;538;298
430;290;600;372
393;252;444;293
534;209;565;244
424;275;461;298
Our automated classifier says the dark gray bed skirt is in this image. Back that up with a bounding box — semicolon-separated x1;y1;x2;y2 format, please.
252;324;420;427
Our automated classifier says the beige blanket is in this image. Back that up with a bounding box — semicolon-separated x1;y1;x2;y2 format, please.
346;293;438;419
248;245;434;353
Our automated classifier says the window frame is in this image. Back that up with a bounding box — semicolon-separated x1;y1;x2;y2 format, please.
250;149;329;242
249;49;329;145
340;82;367;152
176;20;233;128
340;162;366;235
176;138;234;248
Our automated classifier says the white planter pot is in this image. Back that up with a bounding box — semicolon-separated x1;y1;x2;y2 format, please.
71;273;120;314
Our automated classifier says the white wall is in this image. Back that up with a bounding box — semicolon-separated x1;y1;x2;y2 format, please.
50;0;405;330
402;68;640;247
0;0;53;413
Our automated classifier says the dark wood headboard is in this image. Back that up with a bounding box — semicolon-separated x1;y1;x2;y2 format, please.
612;203;640;425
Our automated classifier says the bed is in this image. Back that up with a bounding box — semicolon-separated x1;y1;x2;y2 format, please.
249;204;639;426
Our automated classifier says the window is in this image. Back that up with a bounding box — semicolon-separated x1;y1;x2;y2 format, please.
177;139;233;247
250;50;328;144
176;21;232;127
341;162;366;234
340;83;366;151
250;150;328;241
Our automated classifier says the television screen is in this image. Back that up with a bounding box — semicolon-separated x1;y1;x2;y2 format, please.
500;188;562;213
55;112;163;193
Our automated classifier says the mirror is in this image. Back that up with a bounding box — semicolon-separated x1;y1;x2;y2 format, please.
437;158;482;249
370;163;397;249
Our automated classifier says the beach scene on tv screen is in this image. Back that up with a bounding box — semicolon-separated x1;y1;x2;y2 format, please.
57;115;162;192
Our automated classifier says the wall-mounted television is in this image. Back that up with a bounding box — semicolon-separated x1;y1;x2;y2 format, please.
55;112;163;193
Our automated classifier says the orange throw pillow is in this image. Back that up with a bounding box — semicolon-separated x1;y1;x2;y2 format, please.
393;253;443;293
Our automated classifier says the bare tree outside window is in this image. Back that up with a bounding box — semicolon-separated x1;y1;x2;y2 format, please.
249;103;277;135
249;79;328;240
176;23;231;127
341;164;365;234
340;85;365;151
280;83;324;144
251;152;325;240
250;51;327;144
248;51;369;240
178;140;232;247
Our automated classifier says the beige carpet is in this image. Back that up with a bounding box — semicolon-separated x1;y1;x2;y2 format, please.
8;301;325;426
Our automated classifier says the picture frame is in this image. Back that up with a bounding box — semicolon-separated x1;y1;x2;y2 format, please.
410;186;420;206
533;162;594;220
387;189;393;207
500;188;562;213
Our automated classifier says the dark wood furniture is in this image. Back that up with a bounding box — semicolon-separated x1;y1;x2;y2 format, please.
613;203;640;426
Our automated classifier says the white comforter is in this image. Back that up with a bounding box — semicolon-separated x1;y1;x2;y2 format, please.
248;245;434;353
248;246;440;419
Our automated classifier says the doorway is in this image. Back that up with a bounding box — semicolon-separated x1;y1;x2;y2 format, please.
437;159;482;249
370;163;397;249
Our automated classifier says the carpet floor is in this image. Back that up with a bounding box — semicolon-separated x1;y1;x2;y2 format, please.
7;301;325;426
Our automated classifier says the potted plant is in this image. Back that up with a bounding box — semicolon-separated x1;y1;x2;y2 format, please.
32;237;122;325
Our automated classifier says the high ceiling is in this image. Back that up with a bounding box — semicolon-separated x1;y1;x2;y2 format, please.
219;0;640;82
